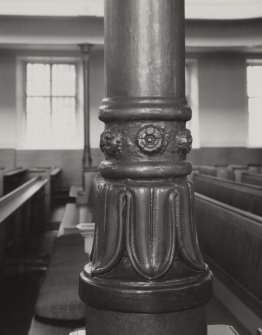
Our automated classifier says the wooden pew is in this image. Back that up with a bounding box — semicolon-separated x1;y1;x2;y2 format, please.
227;165;247;182
193;173;262;216
28;220;93;335
193;165;248;181
28;167;62;223
248;164;262;174
214;165;229;179
50;167;62;196
0;167;4;197
0;176;48;278
51;167;61;178
58;174;99;236
28;175;98;335
4;167;28;195
240;171;262;188
198;165;217;177
195;192;262;323
28;168;52;222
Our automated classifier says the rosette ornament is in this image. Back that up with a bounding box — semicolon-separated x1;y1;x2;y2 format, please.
136;126;168;154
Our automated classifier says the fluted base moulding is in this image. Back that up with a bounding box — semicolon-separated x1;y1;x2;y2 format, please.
79;177;212;314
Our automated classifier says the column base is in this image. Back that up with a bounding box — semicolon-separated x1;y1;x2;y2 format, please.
70;325;239;335
84;305;207;335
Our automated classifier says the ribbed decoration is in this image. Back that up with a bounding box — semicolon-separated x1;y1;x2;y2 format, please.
91;180;204;279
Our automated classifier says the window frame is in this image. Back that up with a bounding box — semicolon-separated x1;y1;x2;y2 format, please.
16;55;83;149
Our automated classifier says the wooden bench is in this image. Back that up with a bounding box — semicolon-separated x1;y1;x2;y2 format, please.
198;165;217;177
0;176;48;277
29;203;95;334
29;234;86;335
193;173;262;217
58;203;80;236
69;185;82;201
58;173;99;236
195;192;262;320
240;171;262;188
28;175;99;335
227;165;247;182
51;167;62;178
50;167;62;198
3;167;28;195
248;164;262;174
193;165;249;181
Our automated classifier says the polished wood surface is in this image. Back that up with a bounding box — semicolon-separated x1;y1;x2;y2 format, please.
196;192;262;316
0;177;47;224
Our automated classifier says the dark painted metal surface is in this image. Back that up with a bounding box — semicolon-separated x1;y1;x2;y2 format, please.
80;0;212;334
80;44;93;170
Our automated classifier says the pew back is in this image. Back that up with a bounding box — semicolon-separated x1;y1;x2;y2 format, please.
241;172;262;188
193;173;262;216
195;192;262;315
0;177;48;274
4;168;28;195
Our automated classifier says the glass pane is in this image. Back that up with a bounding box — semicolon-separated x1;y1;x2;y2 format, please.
52;97;77;147
26;63;50;96
247;66;262;98
52;64;76;96
248;98;262;147
25;62;79;149
26;97;51;147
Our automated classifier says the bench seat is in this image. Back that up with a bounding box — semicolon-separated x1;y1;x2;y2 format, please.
34;234;86;323
58;204;93;237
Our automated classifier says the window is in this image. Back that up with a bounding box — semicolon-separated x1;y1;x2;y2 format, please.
186;62;200;148
247;65;262;147
24;62;81;149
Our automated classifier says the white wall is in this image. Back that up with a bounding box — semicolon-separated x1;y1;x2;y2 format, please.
0;51;252;149
198;56;247;147
90;50;104;148
0;54;17;148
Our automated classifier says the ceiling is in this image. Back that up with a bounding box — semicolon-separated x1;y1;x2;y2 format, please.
0;0;261;20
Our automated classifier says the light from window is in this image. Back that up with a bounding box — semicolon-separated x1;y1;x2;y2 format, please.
25;63;80;149
186;64;200;148
247;65;262;147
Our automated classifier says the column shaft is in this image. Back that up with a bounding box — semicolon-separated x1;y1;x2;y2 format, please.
80;1;212;334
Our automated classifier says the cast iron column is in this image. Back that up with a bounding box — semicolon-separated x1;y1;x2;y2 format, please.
80;1;212;334
80;44;93;169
